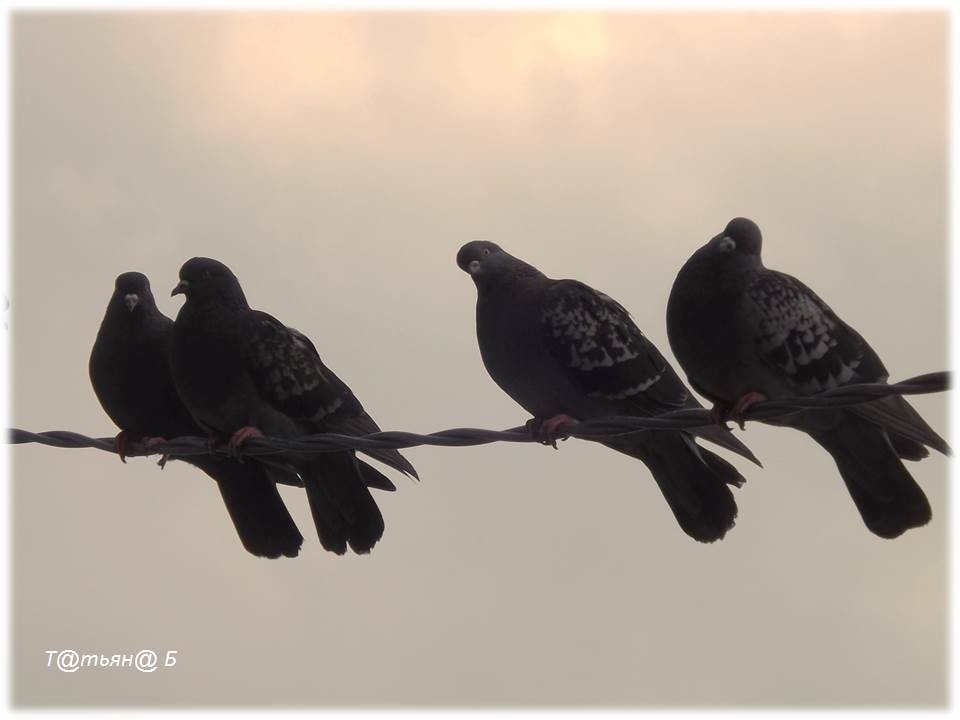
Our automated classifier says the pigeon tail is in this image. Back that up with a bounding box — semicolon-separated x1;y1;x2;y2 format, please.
889;435;929;462
300;452;385;554
608;431;741;543
691;422;762;467
850;395;950;459
187;457;303;558
809;414;932;539
329;413;420;480
357;460;398;491
360;447;419;481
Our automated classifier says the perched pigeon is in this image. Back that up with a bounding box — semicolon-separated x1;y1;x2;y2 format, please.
457;241;760;543
168;258;417;555
666;217;949;538
90;271;304;559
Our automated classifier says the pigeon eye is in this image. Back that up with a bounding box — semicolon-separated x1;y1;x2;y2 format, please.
200;270;212;281
718;237;736;253
482;248;490;257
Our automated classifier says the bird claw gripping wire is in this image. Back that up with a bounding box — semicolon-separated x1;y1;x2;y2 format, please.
525;415;579;449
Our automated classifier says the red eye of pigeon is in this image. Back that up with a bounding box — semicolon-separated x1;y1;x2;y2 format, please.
201;270;212;281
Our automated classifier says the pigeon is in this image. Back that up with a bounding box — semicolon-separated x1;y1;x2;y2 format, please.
168;258;417;555
456;241;761;543
90;271;304;559
666;217;949;538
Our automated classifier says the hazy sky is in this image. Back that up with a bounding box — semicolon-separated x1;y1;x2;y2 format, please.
11;11;947;707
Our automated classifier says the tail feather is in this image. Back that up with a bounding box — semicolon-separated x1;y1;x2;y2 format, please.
261;458;397;492
357;460;397;492
609;431;743;543
359;447;419;481
680;393;762;466
301;452;385;554
698;441;748;489
187;457;303;559
809;413;931;539
692;423;762;467
851;396;950;457
888;434;929;462
329;412;419;480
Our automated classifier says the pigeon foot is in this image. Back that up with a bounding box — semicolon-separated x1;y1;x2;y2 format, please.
526;414;579;449
142;436;170;468
729;392;768;430
227;426;265;458
142;436;168;452
114;430;134;463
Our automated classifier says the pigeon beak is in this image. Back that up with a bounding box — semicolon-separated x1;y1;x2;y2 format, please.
467;260;481;275
171;280;189;297
123;293;140;312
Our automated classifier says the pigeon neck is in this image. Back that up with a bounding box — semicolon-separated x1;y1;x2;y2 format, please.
190;290;249;312
513;260;546;281
221;293;250;311
476;261;545;294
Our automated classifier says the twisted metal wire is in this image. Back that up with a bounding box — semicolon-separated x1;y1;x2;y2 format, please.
7;372;950;460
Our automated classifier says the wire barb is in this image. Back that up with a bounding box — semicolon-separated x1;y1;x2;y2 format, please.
7;372;950;459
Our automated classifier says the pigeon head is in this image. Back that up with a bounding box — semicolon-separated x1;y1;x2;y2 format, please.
112;271;156;314
711;217;763;258
457;241;504;275
684;217;765;275
457;241;543;289
172;257;248;308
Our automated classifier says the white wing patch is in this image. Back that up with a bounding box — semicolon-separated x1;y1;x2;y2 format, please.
309;395;344;421
591;373;662;400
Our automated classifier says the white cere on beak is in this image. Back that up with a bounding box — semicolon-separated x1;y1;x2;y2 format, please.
123;293;140;311
718;236;736;253
468;259;481;275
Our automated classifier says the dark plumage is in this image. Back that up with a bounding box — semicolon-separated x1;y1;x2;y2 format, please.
666;217;948;538
169;258;416;555
90;272;304;559
457;241;760;543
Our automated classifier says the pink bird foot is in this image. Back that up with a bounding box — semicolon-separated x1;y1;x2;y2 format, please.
729;391;768;430
227;426;265;457
526;414;579;449
142;436;170;468
142;436;168;452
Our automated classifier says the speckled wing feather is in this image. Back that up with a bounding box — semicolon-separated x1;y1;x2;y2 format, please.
245;315;418;478
540;279;760;465
245;314;361;424
540;280;689;414
538;279;752;539
745;271;887;394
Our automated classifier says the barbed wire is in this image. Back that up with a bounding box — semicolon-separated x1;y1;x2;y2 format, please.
7;372;949;462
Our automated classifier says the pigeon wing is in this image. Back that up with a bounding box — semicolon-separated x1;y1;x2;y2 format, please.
245;313;418;478
245;312;364;425
744;270;887;394
539;280;690;415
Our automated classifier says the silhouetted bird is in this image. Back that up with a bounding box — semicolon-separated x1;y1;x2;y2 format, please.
169;258;416;555
90;271;304;558
666;217;948;538
457;241;760;543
